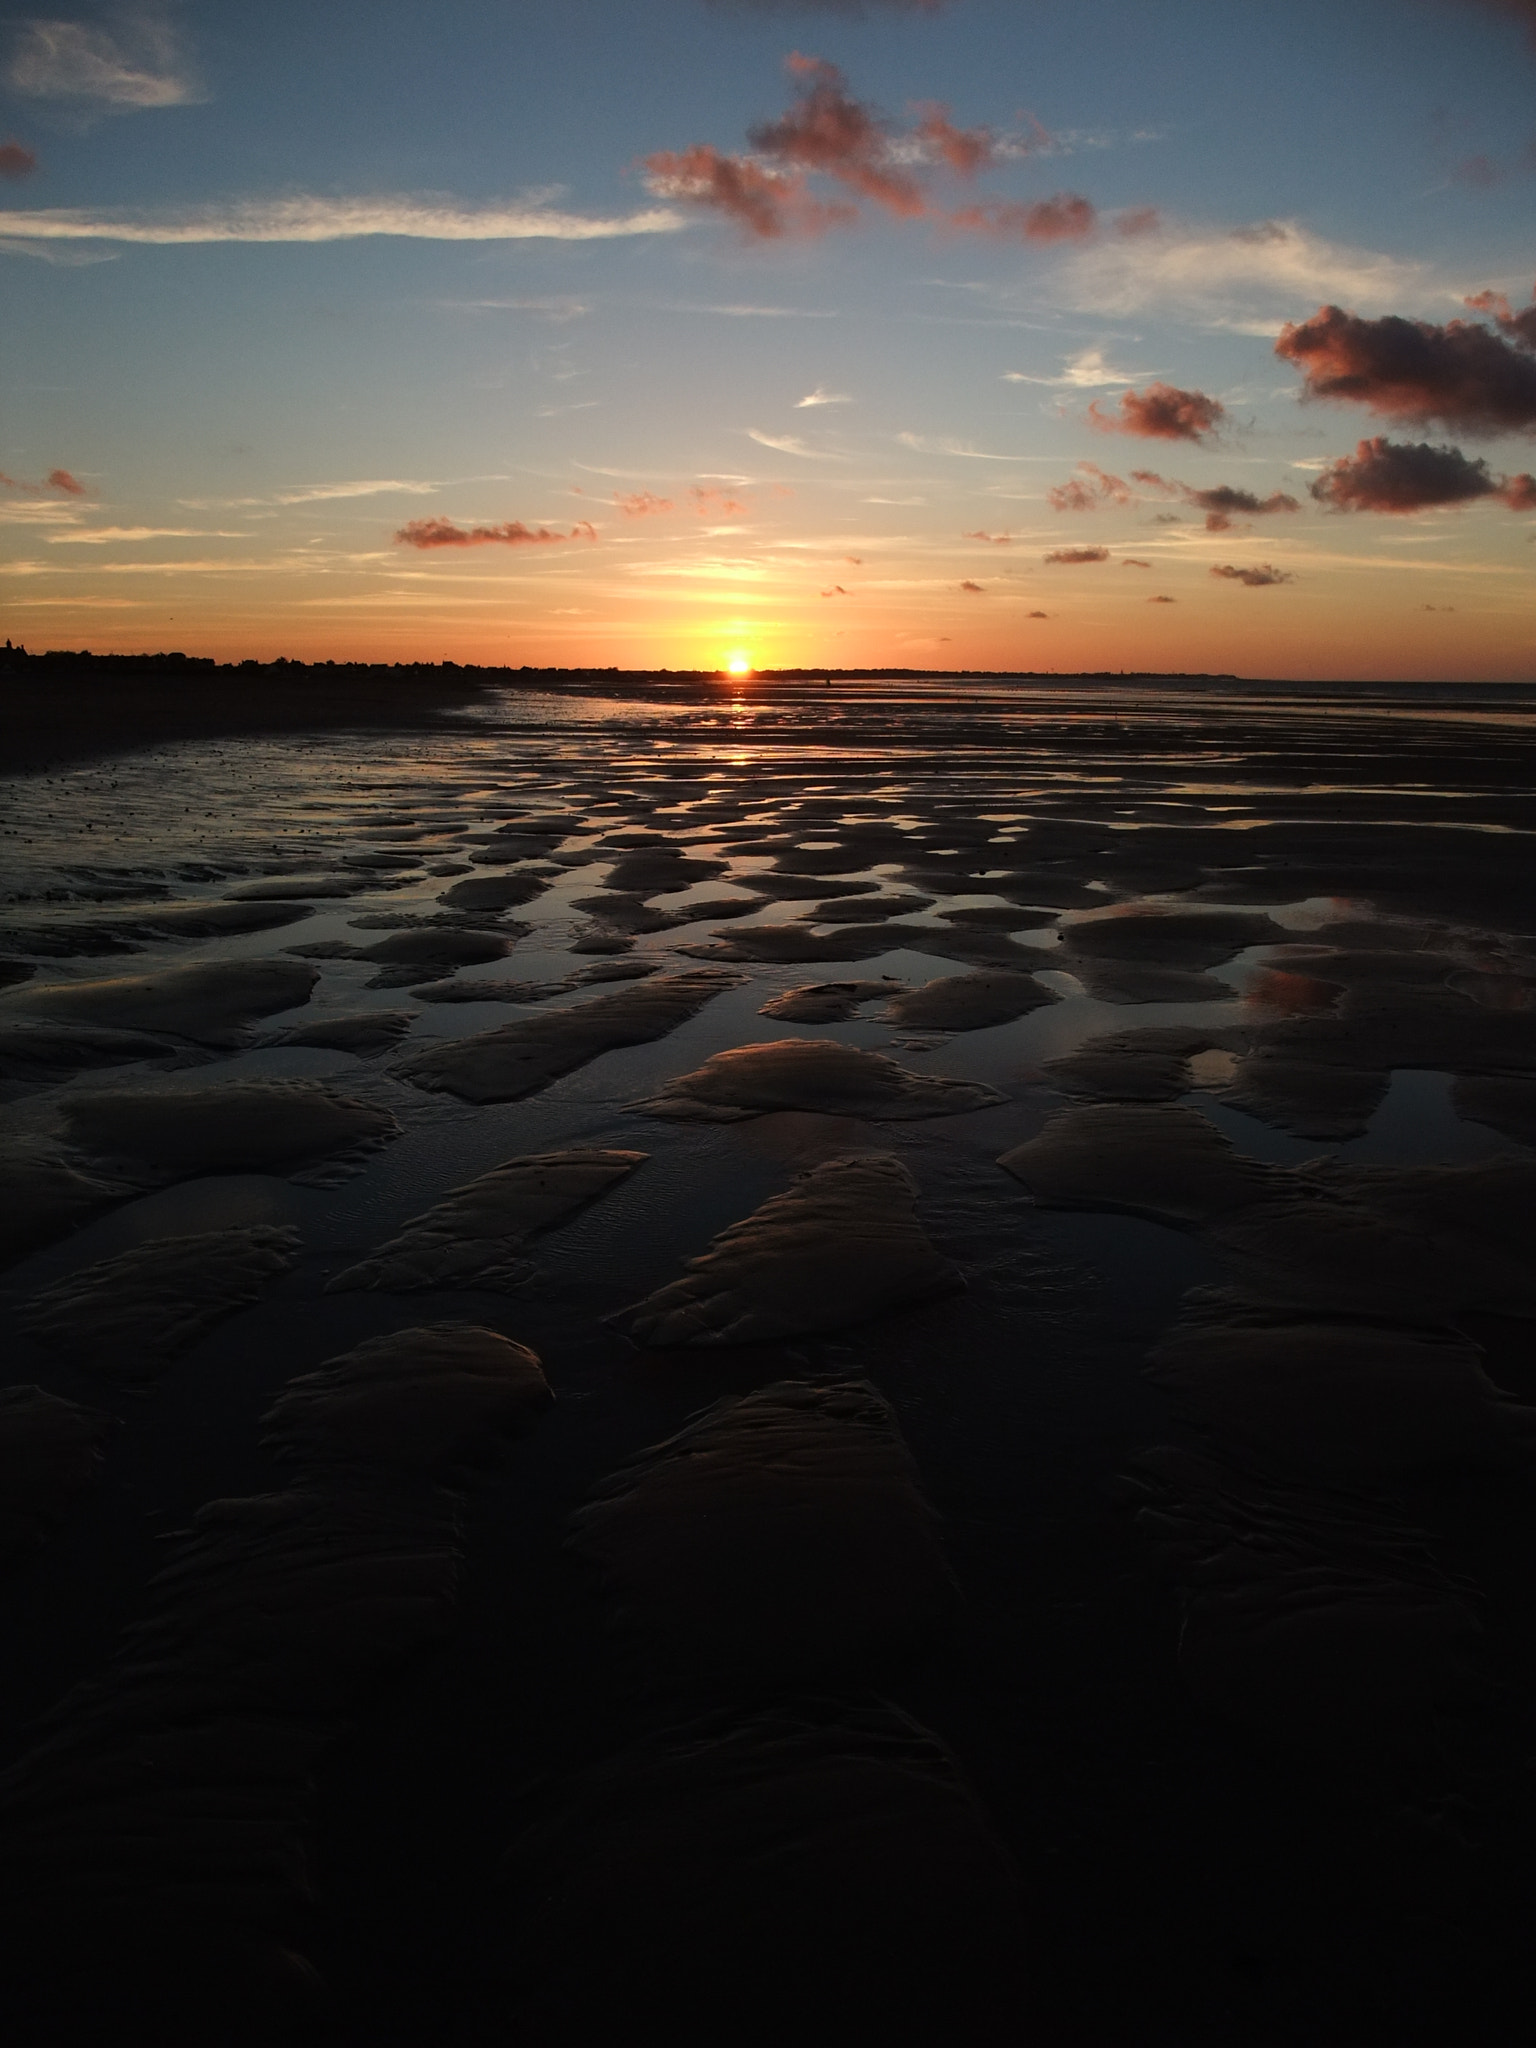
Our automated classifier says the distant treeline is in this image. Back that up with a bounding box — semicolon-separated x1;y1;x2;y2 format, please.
0;645;1241;687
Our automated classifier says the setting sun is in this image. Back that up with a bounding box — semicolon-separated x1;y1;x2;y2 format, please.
726;652;753;677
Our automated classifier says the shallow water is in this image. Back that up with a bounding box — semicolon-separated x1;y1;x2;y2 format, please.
2;677;1536;2045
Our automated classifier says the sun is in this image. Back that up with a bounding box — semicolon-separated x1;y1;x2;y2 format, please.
726;651;753;677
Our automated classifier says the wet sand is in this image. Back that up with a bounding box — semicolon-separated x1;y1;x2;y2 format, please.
2;674;1535;2044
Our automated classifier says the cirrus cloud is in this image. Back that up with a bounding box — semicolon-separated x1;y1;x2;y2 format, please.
6;16;202;108
0;195;684;250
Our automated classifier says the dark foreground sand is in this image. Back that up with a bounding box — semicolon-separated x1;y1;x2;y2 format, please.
1;673;1535;2045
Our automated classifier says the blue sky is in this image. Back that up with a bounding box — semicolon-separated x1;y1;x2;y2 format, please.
3;0;1534;678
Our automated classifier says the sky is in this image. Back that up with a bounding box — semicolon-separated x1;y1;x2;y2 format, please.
1;0;1535;681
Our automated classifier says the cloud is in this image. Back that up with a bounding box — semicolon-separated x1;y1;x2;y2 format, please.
0;463;85;494
1060;217;1433;330
1275;299;1536;434
642;144;843;239
1047;460;1132;511
1089;382;1226;442
0;140;37;178
960;578;984;591
913;103;994;177
1466;282;1536;351
963;529;1014;542
47;524;243;543
948;194;1096;243
1148;594;1176;602
896;431;1033;459
1308;435;1536;513
1003;346;1152;389
395;518;597;549
6;16;202;108
821;583;849;595
1027;609;1048;617
690;485;746;514
1130;469;1300;529
0;196;684;249
1121;557;1152;567
1044;545;1109;564
750;54;927;215
646;54;1096;245
796;385;850;406
748;428;840;457
451;295;590;320
275;478;440;505
1210;562;1293;586
615;490;673;516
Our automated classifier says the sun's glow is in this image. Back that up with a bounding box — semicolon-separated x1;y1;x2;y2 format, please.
726;651;752;676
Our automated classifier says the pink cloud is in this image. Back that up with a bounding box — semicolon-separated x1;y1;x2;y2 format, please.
913;102;994;176
949;193;1096;243
750;54;927;216
1089;382;1226;443
1116;206;1161;237
614;490;673;516
963;528;1014;542
642;143;844;239
1275;298;1536;433
396;518;597;549
645;56;1098;245
1309;435;1536;512
1045;545;1110;564
1130;470;1300;530
0;140;37;179
1047;461;1132;512
689;485;746;515
1;464;86;494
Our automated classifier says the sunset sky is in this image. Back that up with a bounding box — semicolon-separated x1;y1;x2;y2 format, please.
2;0;1535;680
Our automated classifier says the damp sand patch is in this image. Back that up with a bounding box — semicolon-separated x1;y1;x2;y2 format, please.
0;1386;112;1565
614;1154;960;1347
263;1324;552;1473
392;971;743;1104
568;1379;957;1675
328;1147;646;1295
632;1038;1006;1123
22;1226;302;1386
60;1079;400;1185
1;957;319;1047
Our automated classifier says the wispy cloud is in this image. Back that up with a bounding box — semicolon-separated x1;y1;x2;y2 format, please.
1059;217;1440;332
0;196;685;250
47;525;248;543
747;428;842;457
1003;345;1153;388
6;15;203;109
897;431;1037;460
795;385;851;407
446;296;591;320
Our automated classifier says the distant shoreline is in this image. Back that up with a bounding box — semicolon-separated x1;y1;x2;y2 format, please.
4;647;1534;773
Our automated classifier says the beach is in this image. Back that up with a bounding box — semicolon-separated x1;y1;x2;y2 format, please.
2;673;1535;2045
